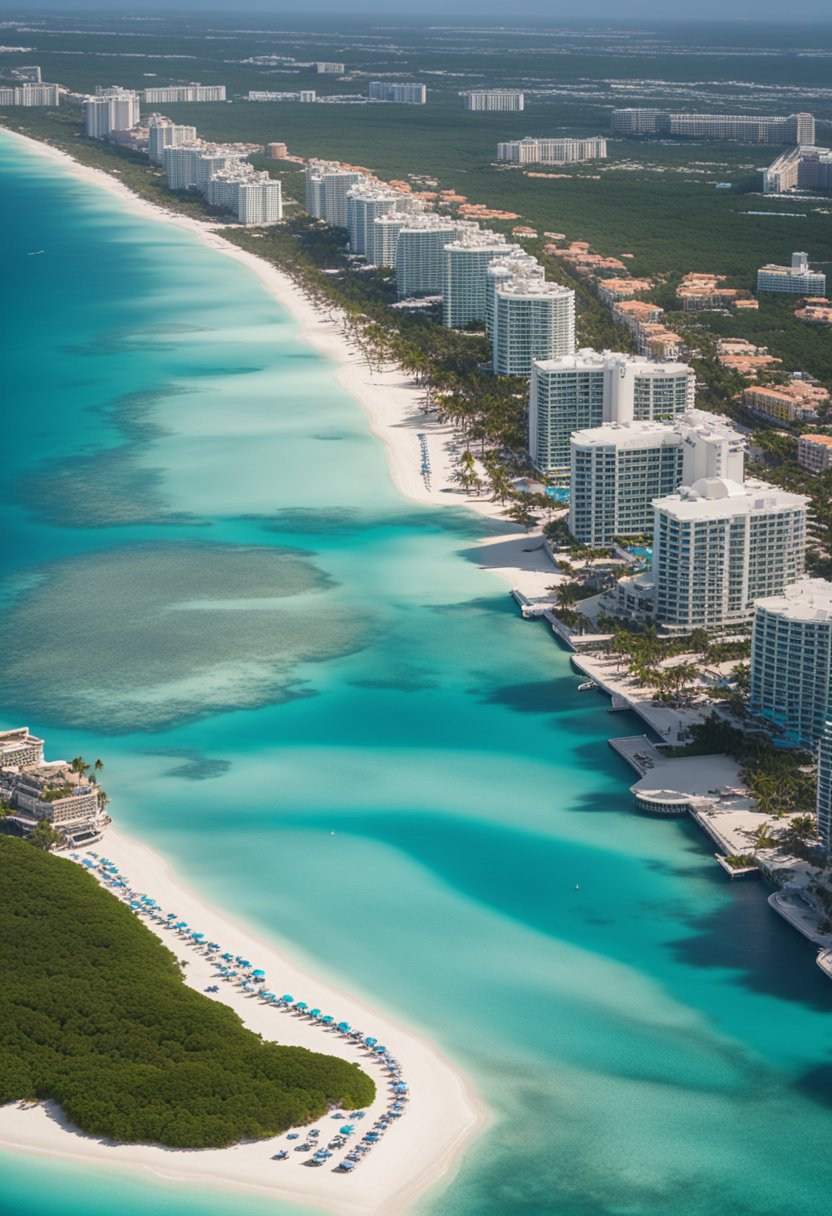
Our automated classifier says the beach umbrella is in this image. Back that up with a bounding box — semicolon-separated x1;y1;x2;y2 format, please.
365;1133;379;1143
309;1008;321;1018
281;994;294;1003
295;1001;308;1011
337;1022;350;1033
373;1045;387;1053
252;969;266;978
321;1015;333;1025
240;959;251;968
221;952;233;961
340;1126;355;1135
192;932;205;940
364;1037;377;1047
395;1083;408;1093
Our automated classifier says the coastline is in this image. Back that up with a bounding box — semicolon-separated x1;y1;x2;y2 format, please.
0;126;490;1214
0;827;486;1216
0;125;562;602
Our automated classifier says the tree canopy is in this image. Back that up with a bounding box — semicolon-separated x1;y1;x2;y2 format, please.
0;838;374;1148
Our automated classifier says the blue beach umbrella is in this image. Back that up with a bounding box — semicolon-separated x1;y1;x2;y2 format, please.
337;1022;350;1033
340;1126;355;1135
295;1001;308;1011
252;969;266;978
364;1037;377;1047
321;1015;333;1025
221;952;233;961
281;994;294;1003
373;1045;387;1053
309;1008;321;1018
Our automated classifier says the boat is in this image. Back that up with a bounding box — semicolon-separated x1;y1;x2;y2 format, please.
577;680;597;692
27;250;45;256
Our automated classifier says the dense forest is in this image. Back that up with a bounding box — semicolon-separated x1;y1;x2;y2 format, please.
0;838;374;1148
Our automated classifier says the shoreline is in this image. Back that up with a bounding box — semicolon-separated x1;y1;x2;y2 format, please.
0;126;490;1213
0;827;486;1215
0;124;563;603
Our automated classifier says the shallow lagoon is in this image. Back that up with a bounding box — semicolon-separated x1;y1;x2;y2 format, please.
3;134;832;1216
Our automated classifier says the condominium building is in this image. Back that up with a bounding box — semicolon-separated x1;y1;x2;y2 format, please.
750;578;832;748
485;250;544;335
84;87;140;138
299;91;317;103
236;178;283;225
143;83;226;103
763;146;832;194
0;727;45;769
305;161;367;228
147;115;197;164
0;82;60;106
394;216;471;298
442;232;511;328
315;62;345;74
757;252;826;296
528;350;695;477
462;89;524;111
568;410;744;546
369;81;426;104
347;185;420;256
497;137;607;164
367;212;411;268
11;65;42;82
491;277;576;376
798;434;832;473
611;108;815;144
643;478;807;631
163;144;205;191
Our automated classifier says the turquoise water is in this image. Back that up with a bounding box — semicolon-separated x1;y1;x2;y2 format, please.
3;133;832;1216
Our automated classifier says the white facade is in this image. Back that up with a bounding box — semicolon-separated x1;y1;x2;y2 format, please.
650;478;807;631
529;350;695;477
236;179;283;225
347;186;419;256
367;212;409;268
757;253;826;296
485;251;544;336
497;137;607;164
462;90;524;111
0;83;59;106
798;435;832;473
315;62;345;74
0;728;45;770
817;723;832;852
147;116;197;164
611;109;815;144
750;578;832;748
305;162;367;228
163;144;204;191
368;81;426;104
568;411;744;546
395;217;471;299
85;88;140;138
491;277;576;376
143;84;226;103
442;233;511;328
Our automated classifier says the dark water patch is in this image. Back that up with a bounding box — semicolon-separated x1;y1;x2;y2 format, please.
92;385;192;442
0;542;367;733
313;431;349;441
481;679;577;715
349;668;440;693
141;749;232;781
427;596;506;617
794;1063;832;1110
249;505;492;541
14;445;204;529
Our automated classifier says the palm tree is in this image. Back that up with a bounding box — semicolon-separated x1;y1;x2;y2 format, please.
70;756;90;776
94;759;104;775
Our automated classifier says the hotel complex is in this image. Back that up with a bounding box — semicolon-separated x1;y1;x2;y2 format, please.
0;728;109;848
611;109;815;144
497;137;607;164
143;83;226;103
84;87;140;138
347;185;422;257
763;145;832;194
491;277;575;376
528;351;695;477
0;82;60;106
395;216;472;297
462;90;524;111
757;252;826;296
368;81;426;104
147;114;197;164
750;579;832;748
306;161;367;228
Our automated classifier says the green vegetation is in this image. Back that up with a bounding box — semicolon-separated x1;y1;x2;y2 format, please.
0;838;374;1147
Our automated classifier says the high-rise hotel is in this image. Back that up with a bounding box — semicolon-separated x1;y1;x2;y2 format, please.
442;232;511;328
84;87;140;138
395;216;473;298
490;277;576;376
611;109;815;144
462;90;524;111
497;137;607;164
528;350;695;478
143;83;226;103
305;162;367;229
147;114;197;164
368;82;426;104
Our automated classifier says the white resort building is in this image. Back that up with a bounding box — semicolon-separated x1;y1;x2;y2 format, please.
346;185;421;256
84;87;140;138
442;232;511;328
0;733;110;848
395;216;472;298
0;83;60;106
757;252;826;296
491;277;576;376
305;162;368;228
817;724;832;853
528;350;695;478
147;115;197;163
143;83;226;103
497;137;607;164
615;479;808;632
462;89;524;111
750;578;832;749
611;109;815;144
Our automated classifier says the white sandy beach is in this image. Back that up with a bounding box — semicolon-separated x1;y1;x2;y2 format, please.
0;828;484;1215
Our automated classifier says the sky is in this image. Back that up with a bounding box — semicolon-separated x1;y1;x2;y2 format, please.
2;1;831;20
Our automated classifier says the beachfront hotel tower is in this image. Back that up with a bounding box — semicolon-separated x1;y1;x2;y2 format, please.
568;411;745;546
817;724;832;852
147;115;198;164
84;87;140;138
143;83;226;103
462;89;524;111
757;252;826;296
491;277;576;376
395;216;473;298
528;350;695;478
305;162;367;229
749;579;832;749
625;479;808;633
367;212;410;268
346;185;422;257
0;83;60;106
442;232;511;328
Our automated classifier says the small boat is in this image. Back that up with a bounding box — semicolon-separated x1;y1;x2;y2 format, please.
577;680;597;692
27;250;45;256
575;884;581;891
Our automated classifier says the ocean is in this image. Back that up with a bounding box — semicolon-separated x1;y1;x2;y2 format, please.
2;132;832;1216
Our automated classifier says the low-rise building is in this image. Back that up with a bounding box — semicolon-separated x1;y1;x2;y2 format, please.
798;434;832;473
676;273;738;311
497;136;607;164
0;728;44;769
264;141;288;159
742;379;829;424
144;83;226;103
596;277;653;303
462;89;524;111
795;297;832;326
